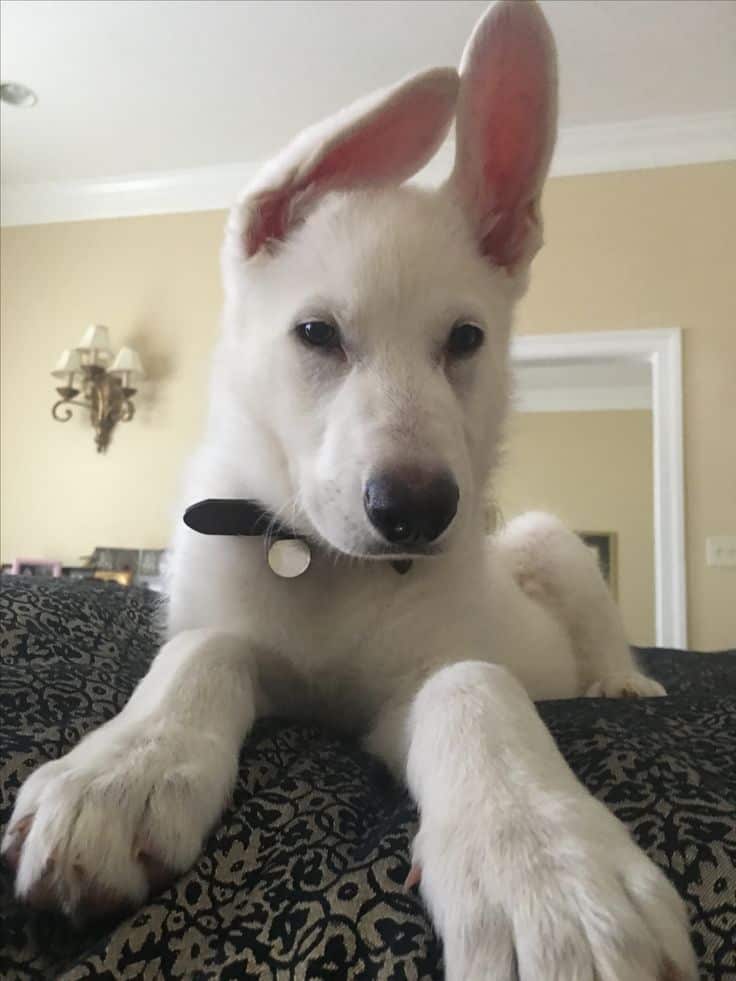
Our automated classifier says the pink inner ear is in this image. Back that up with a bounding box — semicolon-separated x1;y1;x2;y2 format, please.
480;46;548;266
479;34;549;215
245;190;291;258
308;89;446;188
245;83;454;257
457;3;555;268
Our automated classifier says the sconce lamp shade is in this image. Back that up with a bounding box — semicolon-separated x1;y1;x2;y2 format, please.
51;348;83;378
110;346;145;380
77;324;112;356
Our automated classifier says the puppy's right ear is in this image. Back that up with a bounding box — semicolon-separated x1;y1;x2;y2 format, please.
228;67;458;259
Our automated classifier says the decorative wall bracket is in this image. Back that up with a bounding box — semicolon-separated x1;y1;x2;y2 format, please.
51;325;145;453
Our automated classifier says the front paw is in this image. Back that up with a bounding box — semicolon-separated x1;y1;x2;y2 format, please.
2;722;233;922
413;797;696;981
586;671;667;698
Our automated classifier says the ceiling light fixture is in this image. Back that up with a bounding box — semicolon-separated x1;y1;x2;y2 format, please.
0;81;38;108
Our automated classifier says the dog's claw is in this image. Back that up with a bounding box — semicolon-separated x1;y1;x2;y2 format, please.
404;863;422;891
2;813;34;870
3;798;180;920
660;959;688;981
136;848;177;895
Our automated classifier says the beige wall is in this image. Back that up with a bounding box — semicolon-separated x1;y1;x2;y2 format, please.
1;162;734;648
518;162;736;651
494;410;655;647
1;211;226;564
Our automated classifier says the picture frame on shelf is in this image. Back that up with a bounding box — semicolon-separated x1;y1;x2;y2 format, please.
89;548;141;575
62;566;97;580
136;548;166;591
85;547;167;590
4;550;167;590
9;558;63;578
93;569;134;587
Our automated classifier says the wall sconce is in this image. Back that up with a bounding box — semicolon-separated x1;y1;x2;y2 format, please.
51;325;145;453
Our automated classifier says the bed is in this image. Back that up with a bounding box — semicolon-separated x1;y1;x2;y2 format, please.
1;576;734;979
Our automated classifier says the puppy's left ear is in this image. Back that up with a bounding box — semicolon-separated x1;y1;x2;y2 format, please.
450;0;558;273
231;67;459;259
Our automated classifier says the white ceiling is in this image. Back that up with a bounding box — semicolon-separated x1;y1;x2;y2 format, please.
1;0;735;224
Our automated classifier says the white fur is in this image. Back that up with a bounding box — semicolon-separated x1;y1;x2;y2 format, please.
3;3;694;978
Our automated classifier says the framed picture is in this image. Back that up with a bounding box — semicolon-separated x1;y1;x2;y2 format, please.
62;566;97;580
138;549;164;577
93;569;134;587
136;549;166;591
84;547;167;590
10;558;63;578
89;548;141;574
578;532;618;598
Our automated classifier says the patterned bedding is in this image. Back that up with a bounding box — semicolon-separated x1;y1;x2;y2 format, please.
1;577;734;980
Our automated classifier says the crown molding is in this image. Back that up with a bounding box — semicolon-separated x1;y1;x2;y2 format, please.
514;384;652;414
0;162;260;228
2;111;734;227
550;110;736;178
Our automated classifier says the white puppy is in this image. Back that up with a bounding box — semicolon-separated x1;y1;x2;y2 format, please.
3;3;696;978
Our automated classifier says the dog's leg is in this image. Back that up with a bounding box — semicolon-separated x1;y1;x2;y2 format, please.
2;628;257;921
495;511;665;697
368;661;695;981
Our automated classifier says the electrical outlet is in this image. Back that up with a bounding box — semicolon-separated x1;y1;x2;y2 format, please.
706;536;736;567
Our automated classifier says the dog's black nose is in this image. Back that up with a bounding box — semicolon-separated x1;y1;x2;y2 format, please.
364;469;459;547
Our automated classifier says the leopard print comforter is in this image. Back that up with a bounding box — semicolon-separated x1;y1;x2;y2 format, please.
1;578;734;979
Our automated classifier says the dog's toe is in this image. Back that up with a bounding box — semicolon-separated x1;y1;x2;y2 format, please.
586;672;666;699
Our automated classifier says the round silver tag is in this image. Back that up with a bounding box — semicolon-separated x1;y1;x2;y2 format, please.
267;538;311;578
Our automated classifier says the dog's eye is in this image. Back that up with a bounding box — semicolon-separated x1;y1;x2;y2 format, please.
295;320;340;350
446;323;484;358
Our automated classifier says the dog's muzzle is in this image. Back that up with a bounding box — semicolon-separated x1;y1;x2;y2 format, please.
363;468;459;548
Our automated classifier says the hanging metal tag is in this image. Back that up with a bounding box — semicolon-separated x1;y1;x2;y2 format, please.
267;538;312;578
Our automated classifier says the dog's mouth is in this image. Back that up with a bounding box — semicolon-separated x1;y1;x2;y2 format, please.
360;542;441;560
324;540;442;577
314;516;452;563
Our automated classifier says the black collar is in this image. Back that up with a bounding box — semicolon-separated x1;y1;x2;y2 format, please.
183;499;412;575
184;498;292;539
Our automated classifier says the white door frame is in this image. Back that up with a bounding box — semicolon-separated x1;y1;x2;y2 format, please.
511;327;687;649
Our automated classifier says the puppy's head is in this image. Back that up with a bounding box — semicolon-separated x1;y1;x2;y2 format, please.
217;1;557;560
